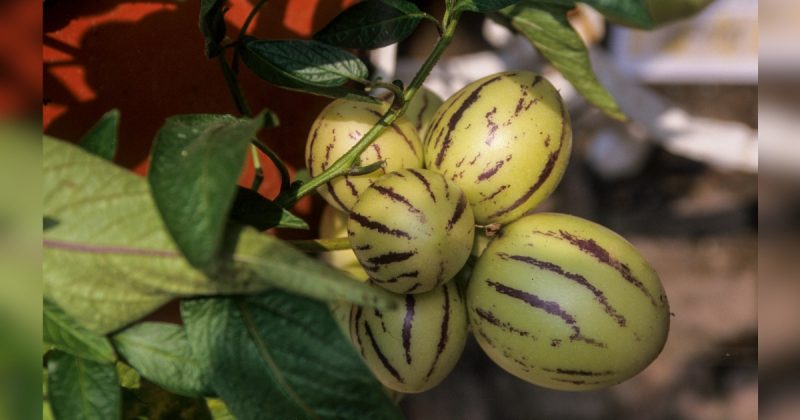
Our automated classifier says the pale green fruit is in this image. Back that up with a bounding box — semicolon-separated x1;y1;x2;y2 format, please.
305;99;424;212
404;87;444;140
348;282;468;393
319;204;369;281
467;213;670;391
319;204;369;333
424;71;572;225
348;169;475;294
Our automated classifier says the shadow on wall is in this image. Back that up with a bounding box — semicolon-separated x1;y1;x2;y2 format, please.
43;0;353;200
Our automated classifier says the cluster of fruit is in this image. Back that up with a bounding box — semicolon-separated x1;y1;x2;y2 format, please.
306;71;670;394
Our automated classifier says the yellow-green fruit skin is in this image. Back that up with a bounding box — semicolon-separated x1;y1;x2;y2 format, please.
424;71;572;225
467;213;670;391
347;169;475;294
306;99;424;212
404;87;444;140
319;204;369;333
349;282;468;393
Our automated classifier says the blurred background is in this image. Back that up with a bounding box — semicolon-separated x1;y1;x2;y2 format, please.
0;0;788;418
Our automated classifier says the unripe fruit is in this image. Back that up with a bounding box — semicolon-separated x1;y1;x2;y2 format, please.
319;204;369;333
319;204;369;281
424;71;572;225
348;282;468;393
404;87;444;140
467;213;669;391
348;169;475;294
306;98;424;212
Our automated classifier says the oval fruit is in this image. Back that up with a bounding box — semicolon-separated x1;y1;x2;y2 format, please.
348;169;475;294
319;204;370;333
424;71;572;225
404;87;444;140
466;213;670;391
306;98;424;212
348;282;468;393
319;204;369;281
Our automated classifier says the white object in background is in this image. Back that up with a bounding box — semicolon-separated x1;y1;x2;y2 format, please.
610;0;758;84
591;50;758;173
586;126;652;180
369;43;398;82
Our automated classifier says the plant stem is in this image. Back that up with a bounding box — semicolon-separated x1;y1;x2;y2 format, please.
233;0;270;73
279;14;459;207
252;138;291;192
219;55;253;116
288;237;352;253
249;145;264;191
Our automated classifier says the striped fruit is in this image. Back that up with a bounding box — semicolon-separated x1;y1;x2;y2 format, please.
467;213;670;391
319;204;369;334
305;98;424;212
404;87;444;140
319;204;369;281
347;168;475;294
424;71;572;225
348;282;468;393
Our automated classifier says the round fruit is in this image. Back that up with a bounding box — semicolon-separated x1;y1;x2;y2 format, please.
305;98;424;212
348;282;468;393
347;168;475;294
319;204;369;333
466;213;670;391
319;204;369;281
424;71;572;225
404;87;444;140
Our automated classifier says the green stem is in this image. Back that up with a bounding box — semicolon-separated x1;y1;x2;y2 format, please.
218;55;253;116
288;237;352;253
250;144;264;191
252;138;291;192
233;0;270;73
279;15;459;207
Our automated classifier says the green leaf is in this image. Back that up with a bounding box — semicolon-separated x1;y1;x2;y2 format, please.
230;187;309;231
199;0;227;58
240;38;377;102
536;0;653;28
43;137;395;334
116;362;141;390
43;299;117;363
498;2;625;120
206;399;236;420
314;0;424;49
79;109;119;161
454;0;521;13
47;351;121;420
113;322;215;398
181;292;404;420
148;113;265;268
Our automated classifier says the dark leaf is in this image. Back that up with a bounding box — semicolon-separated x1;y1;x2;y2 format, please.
535;0;653;28
47;351;121;420
181;292;404;420
199;0;227;58
148;113;265;268
230;187;309;231
498;2;625;120
454;0;521;13
122;379;212;420
43;299;117;363
79;109;119;161
240;38;377;102
314;0;424;49
113;322;215;398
